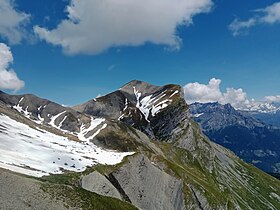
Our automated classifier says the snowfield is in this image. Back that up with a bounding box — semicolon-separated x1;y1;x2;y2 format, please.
0;114;134;177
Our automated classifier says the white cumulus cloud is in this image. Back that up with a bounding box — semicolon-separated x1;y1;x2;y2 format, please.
229;2;280;36
184;78;250;109
183;78;223;103
264;95;280;103
184;78;280;111
34;0;213;55
0;43;25;91
0;0;30;44
220;88;250;109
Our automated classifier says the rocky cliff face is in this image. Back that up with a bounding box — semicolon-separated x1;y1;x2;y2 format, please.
0;81;280;210
81;155;186;210
74;80;189;141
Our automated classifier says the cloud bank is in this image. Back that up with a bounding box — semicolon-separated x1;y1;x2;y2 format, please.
0;43;25;91
34;0;213;55
183;78;223;103
184;78;251;109
229;2;280;36
0;0;30;44
265;95;280;103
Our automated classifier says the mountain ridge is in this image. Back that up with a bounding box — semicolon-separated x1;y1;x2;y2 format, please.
190;102;280;173
0;80;280;210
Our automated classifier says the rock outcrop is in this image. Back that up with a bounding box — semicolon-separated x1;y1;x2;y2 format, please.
0;168;80;210
110;155;186;210
80;171;122;200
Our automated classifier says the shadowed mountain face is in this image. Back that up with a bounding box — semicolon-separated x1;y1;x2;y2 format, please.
0;80;280;210
190;102;280;173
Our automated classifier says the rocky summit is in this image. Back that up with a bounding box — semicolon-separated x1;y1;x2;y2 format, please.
0;80;280;210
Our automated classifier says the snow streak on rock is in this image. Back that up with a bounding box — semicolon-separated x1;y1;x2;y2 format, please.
133;87;172;122
49;111;66;129
78;117;106;141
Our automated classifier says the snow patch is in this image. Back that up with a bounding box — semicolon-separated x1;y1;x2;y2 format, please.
38;113;44;123
124;98;128;111
133;87;172;122
49;111;66;129
0;114;134;177
13;97;32;119
133;86;142;108
118;114;124;121
170;90;179;98
13;98;47;125
88;123;107;139
193;113;204;118
78;117;106;141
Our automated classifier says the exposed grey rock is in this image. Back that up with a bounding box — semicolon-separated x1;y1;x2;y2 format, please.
0;168;80;210
189;185;210;210
73;80;189;142
80;171;122;200
120;80;162;98
0;91;88;133
111;154;186;210
74;90;127;120
175;123;196;152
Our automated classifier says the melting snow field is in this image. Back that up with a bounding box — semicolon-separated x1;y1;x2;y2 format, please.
0;114;134;177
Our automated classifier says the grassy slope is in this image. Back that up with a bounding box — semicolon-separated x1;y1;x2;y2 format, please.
40;120;280;210
41;182;138;210
153;121;280;210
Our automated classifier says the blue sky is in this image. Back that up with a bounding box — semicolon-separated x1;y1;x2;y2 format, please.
0;0;280;106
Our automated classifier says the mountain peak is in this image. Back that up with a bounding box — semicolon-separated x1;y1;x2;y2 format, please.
120;80;160;96
121;79;154;87
74;80;186;140
120;80;183;99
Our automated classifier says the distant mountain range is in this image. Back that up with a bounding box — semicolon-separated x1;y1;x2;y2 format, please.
0;81;280;210
190;102;280;174
242;110;280;127
238;100;280;127
241;100;280;114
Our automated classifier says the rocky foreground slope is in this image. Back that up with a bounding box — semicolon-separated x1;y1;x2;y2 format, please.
0;81;280;210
